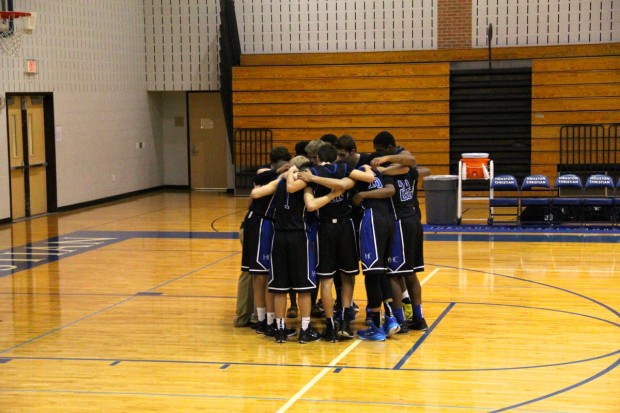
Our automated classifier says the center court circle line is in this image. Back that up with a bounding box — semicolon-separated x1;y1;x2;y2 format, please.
429;263;620;319
425;264;620;412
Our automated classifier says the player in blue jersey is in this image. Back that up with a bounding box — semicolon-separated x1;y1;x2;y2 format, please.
239;147;292;335
302;139;325;319
349;155;399;341
251;156;343;343
297;143;374;341
371;131;430;331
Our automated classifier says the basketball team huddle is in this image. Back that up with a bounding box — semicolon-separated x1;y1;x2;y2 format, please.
237;131;430;343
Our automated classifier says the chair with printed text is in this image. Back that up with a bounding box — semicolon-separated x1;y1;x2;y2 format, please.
582;174;616;226
519;175;553;225
552;174;583;225
616;177;620;226
488;174;520;226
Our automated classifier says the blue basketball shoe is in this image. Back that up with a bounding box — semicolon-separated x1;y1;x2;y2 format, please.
357;323;386;341
383;315;401;337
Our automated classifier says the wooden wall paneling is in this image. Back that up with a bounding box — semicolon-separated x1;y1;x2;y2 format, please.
532;111;620;126
233;62;450;78
240;43;619;66
233;88;450;104
270;127;450;143
532;164;562;179
233;76;448;91
533;84;620;99
532;152;562;165
532;126;564;140
531;137;560;152
533;71;620;86
533;56;620;72
233;114;449;129
532;97;620;112
234;101;449;116
234;45;619;184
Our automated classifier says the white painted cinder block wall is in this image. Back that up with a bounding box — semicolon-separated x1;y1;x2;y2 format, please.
1;0;617;220
0;0;218;219
1;1;158;217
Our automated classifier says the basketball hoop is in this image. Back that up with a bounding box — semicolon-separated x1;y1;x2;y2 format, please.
0;11;35;57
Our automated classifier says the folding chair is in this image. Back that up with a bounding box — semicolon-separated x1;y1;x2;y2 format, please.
552;174;583;225
616;177;620;226
488;174;520;226
582;174;616;226
520;175;552;225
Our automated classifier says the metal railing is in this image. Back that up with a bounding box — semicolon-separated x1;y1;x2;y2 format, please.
233;128;273;196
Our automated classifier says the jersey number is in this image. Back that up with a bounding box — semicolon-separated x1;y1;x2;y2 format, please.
398;180;413;202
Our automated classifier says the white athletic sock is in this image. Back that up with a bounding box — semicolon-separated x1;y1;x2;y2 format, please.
267;312;275;325
301;317;310;330
257;307;267;321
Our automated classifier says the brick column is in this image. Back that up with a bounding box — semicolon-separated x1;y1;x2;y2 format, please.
437;0;472;49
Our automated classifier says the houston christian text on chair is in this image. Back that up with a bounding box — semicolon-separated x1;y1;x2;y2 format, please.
520;175;553;225
488;174;520;226
582;174;616;226
552;174;584;225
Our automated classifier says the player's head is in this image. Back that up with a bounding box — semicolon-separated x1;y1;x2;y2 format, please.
373;131;397;155
270;146;292;165
334;134;358;167
320;133;338;145
317;144;337;163
304;140;325;165
294;140;310;156
335;134;357;152
290;155;311;169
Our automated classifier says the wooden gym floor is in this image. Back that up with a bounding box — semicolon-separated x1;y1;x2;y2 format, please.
0;190;619;412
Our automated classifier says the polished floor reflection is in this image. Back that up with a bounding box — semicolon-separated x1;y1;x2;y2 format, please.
0;191;619;412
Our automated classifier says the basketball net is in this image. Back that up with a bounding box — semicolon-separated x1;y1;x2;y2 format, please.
0;12;34;57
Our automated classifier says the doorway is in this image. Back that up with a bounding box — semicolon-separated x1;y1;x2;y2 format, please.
187;92;230;190
6;93;56;219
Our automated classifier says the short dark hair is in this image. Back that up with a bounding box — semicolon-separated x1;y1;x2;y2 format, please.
373;131;396;148
294;140;310;156
317;144;337;163
320;134;338;145
334;134;357;152
270;146;292;164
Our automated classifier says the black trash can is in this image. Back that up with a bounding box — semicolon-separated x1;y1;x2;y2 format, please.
423;175;458;225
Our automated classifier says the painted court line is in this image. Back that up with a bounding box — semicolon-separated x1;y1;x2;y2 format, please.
393;303;456;370
420;268;440;285
276;339;361;413
277;268;441;412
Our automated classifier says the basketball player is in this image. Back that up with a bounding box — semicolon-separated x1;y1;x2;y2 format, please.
297;143;374;341
240;147;294;337
251;156;343;343
371;131;429;331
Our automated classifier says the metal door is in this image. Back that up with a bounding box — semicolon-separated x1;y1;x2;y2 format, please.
6;95;48;218
188;92;229;189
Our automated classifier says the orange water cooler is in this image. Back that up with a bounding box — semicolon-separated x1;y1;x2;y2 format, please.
457;153;494;224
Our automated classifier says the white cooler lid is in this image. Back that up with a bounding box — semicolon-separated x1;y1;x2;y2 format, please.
461;152;489;158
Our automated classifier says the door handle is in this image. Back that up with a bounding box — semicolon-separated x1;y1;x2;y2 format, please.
29;162;48;168
11;164;26;170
